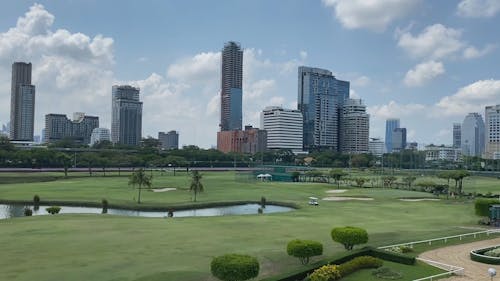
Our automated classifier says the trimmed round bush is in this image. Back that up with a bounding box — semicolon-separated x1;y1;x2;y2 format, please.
331;226;368;250
211;254;259;281
287;239;323;265
308;264;341;281
24;208;33;216
46;206;61;215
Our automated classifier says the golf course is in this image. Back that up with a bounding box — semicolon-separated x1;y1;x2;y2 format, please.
0;170;499;281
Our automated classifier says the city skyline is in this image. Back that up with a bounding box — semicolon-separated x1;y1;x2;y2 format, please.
0;2;499;148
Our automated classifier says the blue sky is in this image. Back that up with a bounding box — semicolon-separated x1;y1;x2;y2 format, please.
0;0;499;148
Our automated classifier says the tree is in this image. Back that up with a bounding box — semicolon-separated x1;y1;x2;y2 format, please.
211;254;259;281
329;169;347;189
128;168;152;204
354;178;366;188
189;170;204;202
382;176;397;188
286;239;323;265
331;226;368;250
403;175;417;189
56;153;72;177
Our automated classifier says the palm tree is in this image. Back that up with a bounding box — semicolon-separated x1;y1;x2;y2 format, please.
189;170;204;202
128;168;152;204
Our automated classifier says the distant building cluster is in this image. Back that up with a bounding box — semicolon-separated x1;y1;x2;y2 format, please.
158;130;179;150
45;112;99;144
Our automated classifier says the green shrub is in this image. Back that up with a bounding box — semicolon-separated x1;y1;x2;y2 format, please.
211;254;259;281
258;207;263;214
308;265;341;281
367;247;415;265
261;196;266;208
475;199;498;217
46;206;61;215
33;194;40;205
287;239;323;265
484;248;500;257
331;226;368;250
102;198;108;214
24;208;33;216
337;256;383;277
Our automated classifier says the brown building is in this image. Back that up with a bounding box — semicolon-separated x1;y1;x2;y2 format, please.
217;125;267;154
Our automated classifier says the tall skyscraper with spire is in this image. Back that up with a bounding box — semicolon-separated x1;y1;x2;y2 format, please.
10;62;35;141
220;41;243;131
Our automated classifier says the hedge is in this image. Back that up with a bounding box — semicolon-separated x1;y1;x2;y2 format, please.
470;246;500;265
211;254;259;281
365;247;415;265
475;198;498;217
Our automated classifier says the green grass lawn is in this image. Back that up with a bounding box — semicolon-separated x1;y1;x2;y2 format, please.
341;261;445;281
0;171;494;281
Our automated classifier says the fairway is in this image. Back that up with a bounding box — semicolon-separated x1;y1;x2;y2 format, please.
0;171;492;281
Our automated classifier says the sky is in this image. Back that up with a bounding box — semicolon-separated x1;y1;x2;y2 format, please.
0;0;499;148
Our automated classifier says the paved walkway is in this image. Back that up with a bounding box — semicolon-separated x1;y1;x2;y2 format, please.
419;237;500;280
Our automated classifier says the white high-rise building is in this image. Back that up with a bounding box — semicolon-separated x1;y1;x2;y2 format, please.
485;104;500;159
369;138;384;157
461;112;485;157
341;99;369;154
90;128;111;146
261;106;303;153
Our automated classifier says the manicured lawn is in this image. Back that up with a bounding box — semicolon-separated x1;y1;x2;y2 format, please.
341;260;445;281
0;171;492;281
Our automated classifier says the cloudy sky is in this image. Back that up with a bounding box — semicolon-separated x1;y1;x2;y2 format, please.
0;1;499;148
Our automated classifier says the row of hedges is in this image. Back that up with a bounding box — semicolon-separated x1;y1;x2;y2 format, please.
308;256;383;281
260;247;415;281
470;245;500;265
475;198;499;217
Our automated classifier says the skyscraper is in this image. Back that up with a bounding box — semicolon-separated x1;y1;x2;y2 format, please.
158;130;179;150
10;62;35;141
220;41;243;131
111;85;143;146
385;118;400;153
45;112;99;144
453;123;461;148
261;106;303;152
485;104;500;159
392;128;407;152
461;112;485;157
340;99;369;154
298;66;349;151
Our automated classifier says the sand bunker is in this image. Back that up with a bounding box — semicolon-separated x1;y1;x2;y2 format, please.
399;198;440;202
325;189;347;193
151;188;177;192
322;196;373;201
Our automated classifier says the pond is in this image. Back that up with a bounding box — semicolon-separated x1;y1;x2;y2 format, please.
0;203;293;219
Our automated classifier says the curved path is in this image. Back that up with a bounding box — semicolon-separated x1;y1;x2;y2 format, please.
419;237;500;280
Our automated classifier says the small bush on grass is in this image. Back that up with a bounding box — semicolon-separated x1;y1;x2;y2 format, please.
337;256;383;276
211;254;259;281
331;226;368;250
102;199;108;214
287;239;323;265
308;265;341;281
33;195;40;205
372;267;403;279
24;208;33;216
261;196;266;208
46;206;61;215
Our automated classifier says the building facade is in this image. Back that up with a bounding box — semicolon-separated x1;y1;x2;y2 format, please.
485;104;500;159
369;138;384;157
392;128;407;152
111;85;143;146
90;128;111;146
45;113;99;144
158;130;179;150
340;99;369;154
453;123;461;148
298;66;349;151
220;41;243;131
260;106;303;153
461;112;485;157
217;126;267;154
425;145;462;162
385;118;400;153
10;62;35;141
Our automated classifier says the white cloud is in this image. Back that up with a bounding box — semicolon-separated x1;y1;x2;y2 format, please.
349;89;360;99
404;60;445;87
463;44;497;59
397;24;464;60
322;0;420;32
368;101;426;120
166;52;220;83
435;79;500;116
299;50;308;60
352;75;371;87
457;0;500;18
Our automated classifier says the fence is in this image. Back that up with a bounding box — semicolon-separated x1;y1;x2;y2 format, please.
412;258;464;281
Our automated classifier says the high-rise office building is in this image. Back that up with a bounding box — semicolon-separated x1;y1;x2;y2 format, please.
385;118;400;153
260;106;303;153
45;112;99;144
392;128;407;152
340;99;369;154
217;125;267;154
10;62;35;141
298;66;349;151
461;112;485;157
369;138;384;157
453;123;461;148
485;104;500;159
158;130;179;150
220;41;243;131
111;85;143;146
90;128;111;146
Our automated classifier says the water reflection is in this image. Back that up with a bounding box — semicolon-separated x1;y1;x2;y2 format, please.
0;203;293;219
